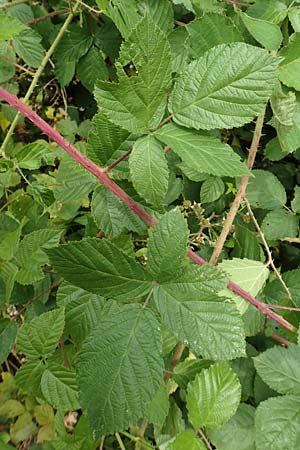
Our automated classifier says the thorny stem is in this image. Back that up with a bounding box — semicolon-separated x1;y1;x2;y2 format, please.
209;109;266;265
197;429;213;450
26;8;70;26
0;89;296;334
0;1;81;157
244;197;292;300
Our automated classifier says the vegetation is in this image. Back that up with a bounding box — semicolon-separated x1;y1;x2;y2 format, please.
1;0;300;449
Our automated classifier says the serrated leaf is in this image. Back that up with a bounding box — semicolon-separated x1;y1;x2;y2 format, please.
0;15;26;42
12;29;44;68
169;26;189;74
246;170;286;210
129;135;169;207
240;12;282;51
17;308;65;359
148;209;188;282
255;395;300;450
270;84;296;127
15;360;45;397
154;266;246;360
41;364;80;412
187;13;243;58
137;0;174;33
201;176;225;203
0;42;16;83
208;404;255;450
96;0;140;38
218;258;269;314
169;43;277;130
145;382;169;427
155;123;250;177
272;101;300;153
187;362;241;429
94;15;171;133
54;25;93;62
77;47;108;93
47;238;152;301
77;303;164;436
168;430;207;450
17;140;54;170
278;33;300;91
261;208;299;240
254;344;300;395
0;319;17;365
247;0;287;24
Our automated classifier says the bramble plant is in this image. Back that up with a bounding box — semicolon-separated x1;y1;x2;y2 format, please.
1;0;300;449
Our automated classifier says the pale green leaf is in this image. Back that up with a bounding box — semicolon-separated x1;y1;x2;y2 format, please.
147;209;189;281
208;404;255;450
169;43;277;130
255;395;300;450
0;15;26;42
187;13;243;58
47;238;152;301
270;84;296;127
272;101;300;153
9;412;37;443
94;15;171;133
201;176;225;203
218;258;269;314
137;0;174;33
17;140;54;170
168;430;207;450
289;7;300;32
77;47;108;93
291;186;300;213
261;208;299;240
240;12;283;51
278;33;300;91
77;303;164;436
13;29;44;68
17;308;65;359
246;170;286;209
247;0;287;24
129;135;169;207
187;362;241;429
254;344;300;395
0;399;25;418
41;364;80;412
155;123;250;177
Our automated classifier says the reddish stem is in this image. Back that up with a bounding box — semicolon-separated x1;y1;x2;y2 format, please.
271;333;289;347
0;87;296;334
103;149;132;172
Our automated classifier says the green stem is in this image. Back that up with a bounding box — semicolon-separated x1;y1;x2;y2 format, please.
120;431;155;450
0;1;80;157
115;432;127;450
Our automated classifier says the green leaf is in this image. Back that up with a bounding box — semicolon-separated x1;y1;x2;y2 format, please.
270;83;296;127
247;0;287;24
240;12;282;51
137;0;174;33
17;308;65;359
87;113;130;167
0;15;26;42
154;266;246;360
245;170;286;210
272;101;300;153
0;399;25;418
9;412;37;443
15;360;45;397
129;135;169;207
208;404;255;450
76;47;108;93
254;344;300;395
0;214;22;261
291;186;300;213
169;26;189;74
96;0;140;38
173;359;212;389
232;222;264;262
264;269;300;308
261;208;299;240
13;29;44;68
0;42;16;83
94;15;171;133
147;209;189;282
278;33;300;91
77;303;164;436
218;258;269;314
0;319;17;365
168;430;207;450
289;7;300;32
187;13;243;58
187;362;241;429
17;140;54;170
47;238;152;301
155;123;250;177
255;395;300;450
169;43;277;130
41;364;80;412
54;25;93;62
201;176;225;203
144;382;169;427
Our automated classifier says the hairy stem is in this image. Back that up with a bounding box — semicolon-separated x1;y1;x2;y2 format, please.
0;89;296;333
0;1;80;156
209;109;266;265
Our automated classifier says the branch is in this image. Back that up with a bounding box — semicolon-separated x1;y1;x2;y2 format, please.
196;429;213;450
0;89;296;334
209;109;266;265
223;0;253;6
0;0;28;8
103;149;132;172
271;332;289;347
26;9;69;26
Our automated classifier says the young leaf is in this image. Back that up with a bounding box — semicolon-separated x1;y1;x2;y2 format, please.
41;364;80;412
254;344;300;395
247;0;287;24
147;208;189;282
47;238;152;301
169;43;277;130
17;308;65;360
0;15;27;42
168;430;207;450
155;123;250;177
77;303;164;436
240;12;282;51
187;362;241;429
129;135;169;207
255;395;300;450
94;15;171;133
187;13;244;58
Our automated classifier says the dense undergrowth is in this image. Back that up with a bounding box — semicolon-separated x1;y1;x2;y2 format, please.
1;0;300;449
